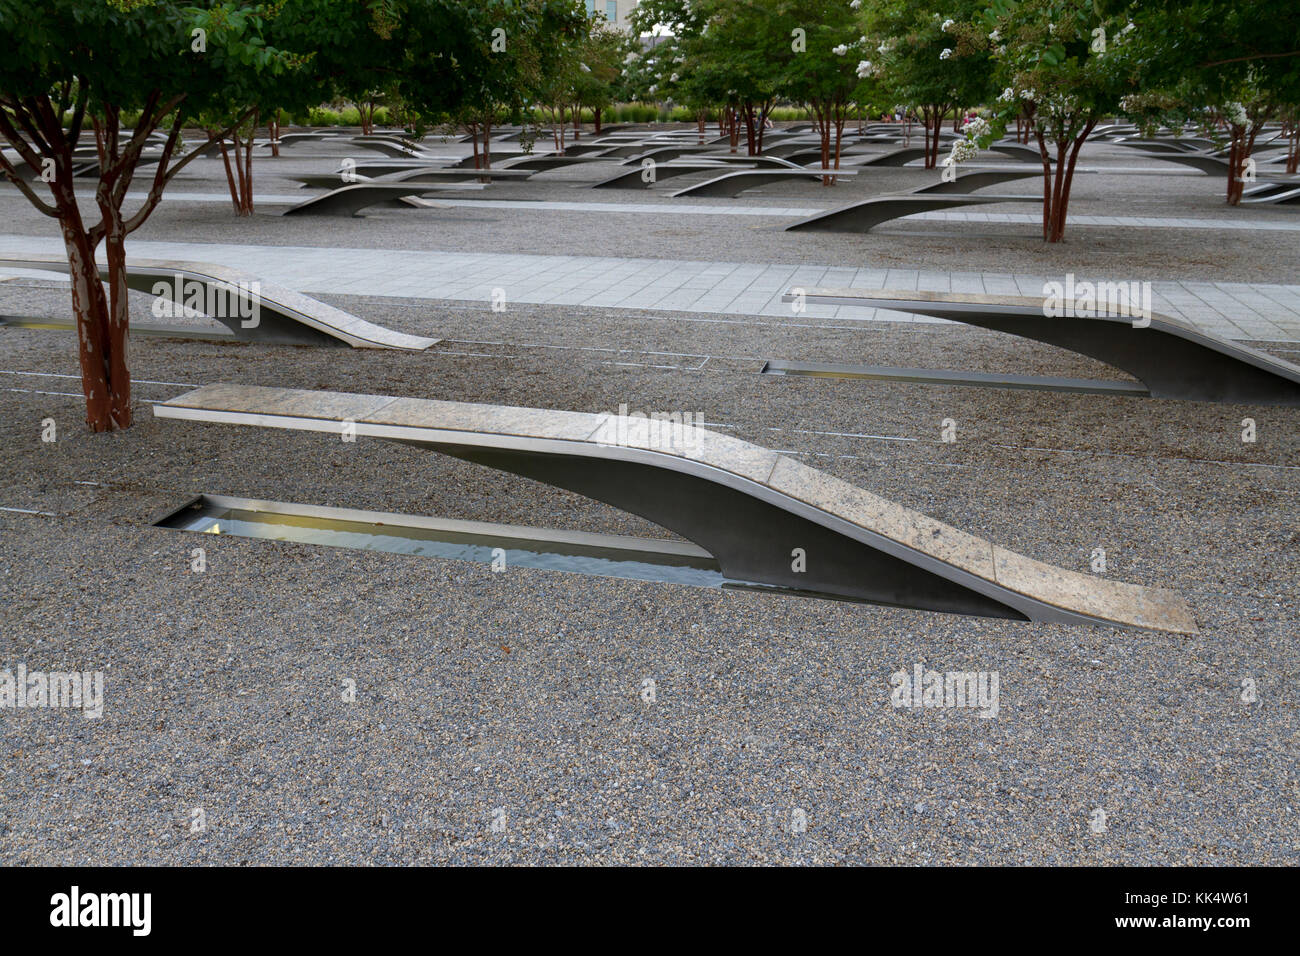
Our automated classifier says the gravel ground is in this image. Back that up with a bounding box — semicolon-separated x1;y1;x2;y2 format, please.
0;127;1297;865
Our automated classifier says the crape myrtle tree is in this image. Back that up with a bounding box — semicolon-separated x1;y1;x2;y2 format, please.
1104;0;1300;203
447;0;587;170
946;0;1132;241
0;0;484;432
0;0;319;431
570;14;626;137
624;0;713;142
869;0;997;169
686;0;795;156
781;0;872;184
199;0;399;217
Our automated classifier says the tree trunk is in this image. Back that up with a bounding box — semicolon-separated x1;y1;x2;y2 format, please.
268;110;281;158
1225;122;1261;206
697;109;706;145
61;226;118;431
594;107;602;135
215;113;255;216
1035;120;1094;242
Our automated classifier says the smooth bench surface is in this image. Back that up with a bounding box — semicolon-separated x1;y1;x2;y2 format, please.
910;170;1041;194
0;254;437;350
671;168;855;198
782;287;1300;405
153;383;1198;634
784;194;1038;232
281;182;445;217
590;161;750;189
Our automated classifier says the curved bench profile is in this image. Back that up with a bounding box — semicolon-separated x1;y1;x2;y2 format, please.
591;161;748;189
697;154;806;169
784;194;1038;232
281;183;444;217
849;146;928;166
1241;181;1300;205
294;168;533;189
500;154;610;172
0;254;437;350
910;170;1040;194
1132;151;1229;175
152;383;1198;634
671;169;852;198
781;287;1300;405
620;145;712;165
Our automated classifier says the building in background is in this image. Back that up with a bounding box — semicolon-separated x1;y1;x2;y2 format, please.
584;0;636;31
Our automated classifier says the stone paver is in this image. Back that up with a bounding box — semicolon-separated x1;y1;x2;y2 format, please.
1;234;1296;342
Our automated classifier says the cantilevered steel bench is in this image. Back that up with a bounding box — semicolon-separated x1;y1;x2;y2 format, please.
671;168;856;198
0;254;437;350
779;288;1300;405
153;383;1198;633
281;182;450;217
500;154;613;172
910;170;1041;194
590;161;752;189
784;194;1038;232
1130;151;1230;175
293;168;534;189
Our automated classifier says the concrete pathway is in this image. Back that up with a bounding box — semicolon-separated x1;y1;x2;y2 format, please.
1;234;1297;342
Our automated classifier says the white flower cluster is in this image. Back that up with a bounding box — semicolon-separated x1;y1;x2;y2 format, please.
943;139;979;166
856;59;876;78
962;115;991;138
850;0;861;8
1224;102;1248;126
939;47;952;60
941;18;954;32
998;86;1037;104
833;44;849;56
988;28;1000;41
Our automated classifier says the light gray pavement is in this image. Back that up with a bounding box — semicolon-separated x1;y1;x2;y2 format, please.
2;233;1297;342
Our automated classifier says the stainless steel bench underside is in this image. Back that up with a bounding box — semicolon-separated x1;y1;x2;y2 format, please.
153;383;1198;634
0;255;437;350
781;288;1300;405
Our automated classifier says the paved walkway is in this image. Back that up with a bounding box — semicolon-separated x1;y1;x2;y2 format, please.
1;234;1297;342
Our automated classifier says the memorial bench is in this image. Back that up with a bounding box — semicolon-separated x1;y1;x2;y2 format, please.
671;168;857;198
778;288;1300;405
152;383;1198;633
0;254;437;350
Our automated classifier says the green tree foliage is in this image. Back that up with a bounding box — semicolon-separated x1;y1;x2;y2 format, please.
949;0;1132;240
868;0;997;168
